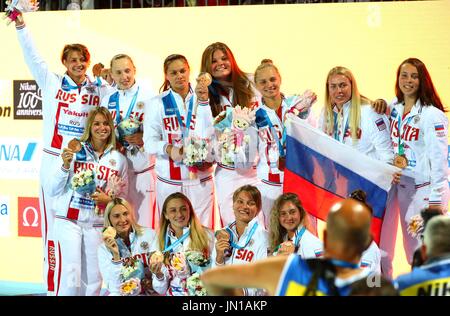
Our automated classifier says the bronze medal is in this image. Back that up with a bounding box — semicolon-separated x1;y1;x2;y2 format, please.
393;154;408;169
196;72;212;88
68;138;82;153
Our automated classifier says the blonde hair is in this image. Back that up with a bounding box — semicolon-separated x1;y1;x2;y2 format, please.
324;66;371;143
254;59;281;83
80;107;116;148
268;193;309;253
104;197;145;236
158;192;211;257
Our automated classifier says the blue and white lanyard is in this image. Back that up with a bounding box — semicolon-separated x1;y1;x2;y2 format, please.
333;109;349;142
260;101;286;157
163;227;190;253
396;105;421;155
167;90;194;139
61;76;101;92
293;226;306;250
225;221;258;250
109;87;140;126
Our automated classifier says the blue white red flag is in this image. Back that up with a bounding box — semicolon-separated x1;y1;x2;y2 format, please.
283;115;398;244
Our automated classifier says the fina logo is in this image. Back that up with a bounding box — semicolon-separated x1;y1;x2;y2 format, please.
0;142;37;161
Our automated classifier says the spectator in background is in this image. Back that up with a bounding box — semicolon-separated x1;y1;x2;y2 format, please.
394;215;450;296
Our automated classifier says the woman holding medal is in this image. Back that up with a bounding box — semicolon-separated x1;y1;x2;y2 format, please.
253;60;317;228
379;58;449;279
98;197;158;296
143;54;216;229
48;107;128;295
200;43;260;227
100;54;158;229
13;12;113;295
268;193;323;259
211;185;268;296
149;192;214;296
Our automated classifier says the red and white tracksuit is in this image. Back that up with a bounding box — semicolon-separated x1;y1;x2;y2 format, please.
152;225;215;296
211;217;268;296
380;99;449;278
254;96;316;228
98;228;158;296
48;142;128;295
16;25;113;294
213;88;261;227
101;82;158;228
143;88;216;229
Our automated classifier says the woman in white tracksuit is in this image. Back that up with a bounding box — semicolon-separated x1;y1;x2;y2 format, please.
143;54;216;229
253;59;317;228
14;14;112;294
380;58;449;279
212;185;268;296
98;198;158;296
101;54;157;229
149;192;214;296
268;193;323;259
200;42;261;227
313;66;395;235
48;108;128;295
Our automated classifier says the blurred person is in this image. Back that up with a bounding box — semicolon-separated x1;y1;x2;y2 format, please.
394;215;450;296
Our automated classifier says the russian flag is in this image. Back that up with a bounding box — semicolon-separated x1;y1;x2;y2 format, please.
283;115;397;244
435;123;444;131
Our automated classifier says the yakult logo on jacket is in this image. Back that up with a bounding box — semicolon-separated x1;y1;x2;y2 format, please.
13;80;42;120
18;197;41;237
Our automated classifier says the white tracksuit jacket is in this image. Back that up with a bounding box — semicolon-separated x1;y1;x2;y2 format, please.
389;99;449;207
211;217;269;296
318;101;394;163
98;228;158;296
48;142;128;224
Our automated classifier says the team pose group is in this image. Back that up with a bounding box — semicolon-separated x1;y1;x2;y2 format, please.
12;12;449;296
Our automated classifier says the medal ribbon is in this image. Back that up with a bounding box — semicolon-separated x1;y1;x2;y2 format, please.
110;87;140;126
163;227;190;253
225;221;258;250
396;105;420;156
333;107;349;142
166;90;194;139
